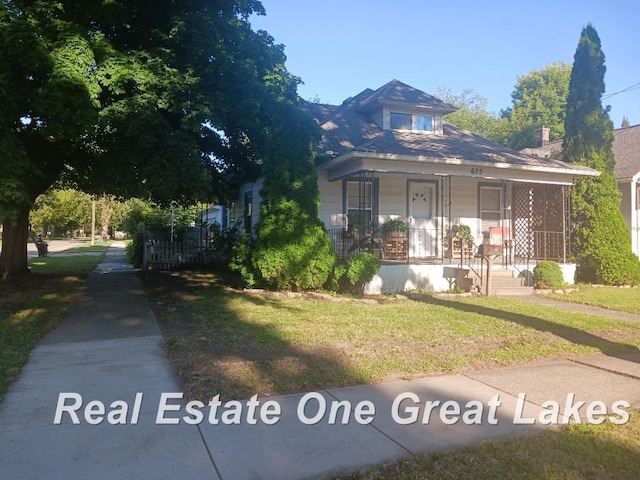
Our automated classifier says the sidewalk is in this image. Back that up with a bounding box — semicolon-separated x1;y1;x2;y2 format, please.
1;243;639;479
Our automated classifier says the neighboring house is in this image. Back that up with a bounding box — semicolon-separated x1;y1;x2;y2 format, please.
203;203;230;229
236;80;600;293
523;124;640;259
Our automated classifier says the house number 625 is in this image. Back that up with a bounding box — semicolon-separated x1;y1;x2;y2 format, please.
470;168;483;175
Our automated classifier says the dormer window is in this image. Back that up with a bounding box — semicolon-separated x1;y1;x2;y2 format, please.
390;112;433;132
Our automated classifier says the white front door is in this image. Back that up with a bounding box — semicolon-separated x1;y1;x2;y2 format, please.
407;181;437;257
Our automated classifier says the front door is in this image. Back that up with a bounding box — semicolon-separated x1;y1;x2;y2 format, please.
407;181;437;258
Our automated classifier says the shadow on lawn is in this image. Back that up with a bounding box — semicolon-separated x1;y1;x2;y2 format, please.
412;294;640;362
142;270;368;401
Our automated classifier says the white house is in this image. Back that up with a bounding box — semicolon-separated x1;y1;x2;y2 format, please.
236;80;600;293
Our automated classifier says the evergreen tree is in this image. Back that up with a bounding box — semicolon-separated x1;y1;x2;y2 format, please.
563;24;640;285
621;116;630;128
250;106;336;290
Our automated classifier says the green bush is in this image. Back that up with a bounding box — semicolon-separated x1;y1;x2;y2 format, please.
126;228;143;268
209;220;243;265
329;252;381;293
229;233;257;288
253;224;336;290
533;260;565;289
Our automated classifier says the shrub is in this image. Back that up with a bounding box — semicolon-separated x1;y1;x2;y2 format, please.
209;220;243;264
253;224;336;290
229;233;257;288
533;260;565;289
126;228;143;268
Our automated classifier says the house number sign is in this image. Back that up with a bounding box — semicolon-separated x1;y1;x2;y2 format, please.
470;168;483;175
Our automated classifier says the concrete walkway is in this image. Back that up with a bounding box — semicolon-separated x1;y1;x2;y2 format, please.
1;243;640;479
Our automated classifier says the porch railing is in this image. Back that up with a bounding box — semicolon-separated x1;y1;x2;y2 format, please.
327;227;441;261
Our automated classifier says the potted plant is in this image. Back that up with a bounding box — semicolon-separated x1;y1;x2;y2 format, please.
380;219;408;260
450;224;473;245
380;219;407;238
447;224;474;259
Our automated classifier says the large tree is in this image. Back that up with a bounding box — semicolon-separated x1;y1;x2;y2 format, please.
563;24;640;285
436;87;502;139
0;0;300;278
499;62;572;150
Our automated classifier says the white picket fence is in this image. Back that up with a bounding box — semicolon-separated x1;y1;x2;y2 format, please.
144;240;207;270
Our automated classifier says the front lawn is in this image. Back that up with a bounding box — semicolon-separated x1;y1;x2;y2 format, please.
547;285;640;314
143;271;640;402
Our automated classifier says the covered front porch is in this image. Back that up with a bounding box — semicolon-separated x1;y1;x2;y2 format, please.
322;171;573;264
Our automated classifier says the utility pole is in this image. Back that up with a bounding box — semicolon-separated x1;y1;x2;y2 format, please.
91;198;96;246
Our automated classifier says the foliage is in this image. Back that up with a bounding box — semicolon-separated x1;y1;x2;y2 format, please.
450;224;474;244
621;116;630;128
380;219;407;235
498;62;572;149
229;233;257;288
563;25;640;285
436;87;502;139
345;252;381;288
30;188;91;236
533;260;565;289
251;108;336;290
1;0;301;278
209;221;243;264
329;252;381;293
126;228;144;269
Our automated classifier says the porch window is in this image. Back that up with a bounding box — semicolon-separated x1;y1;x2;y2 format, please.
244;192;252;233
390;112;433;132
480;186;501;235
347;181;373;226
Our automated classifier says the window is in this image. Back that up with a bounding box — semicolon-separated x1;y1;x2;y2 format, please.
244;192;252;233
390;112;433;132
480;186;501;234
347;181;373;227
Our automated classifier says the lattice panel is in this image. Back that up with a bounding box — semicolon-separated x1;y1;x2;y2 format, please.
513;184;533;259
512;184;567;261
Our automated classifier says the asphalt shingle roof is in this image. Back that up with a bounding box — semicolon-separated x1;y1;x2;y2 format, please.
521;125;640;181
305;80;596;174
613;124;640;181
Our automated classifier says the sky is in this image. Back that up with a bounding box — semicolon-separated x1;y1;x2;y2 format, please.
250;0;640;129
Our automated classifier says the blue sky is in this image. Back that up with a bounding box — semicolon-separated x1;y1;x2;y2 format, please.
250;0;640;129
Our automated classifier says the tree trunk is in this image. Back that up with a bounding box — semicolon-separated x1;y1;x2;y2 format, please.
1;206;31;280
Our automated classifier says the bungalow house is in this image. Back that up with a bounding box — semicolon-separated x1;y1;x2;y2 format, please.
236;80;600;294
523;124;640;259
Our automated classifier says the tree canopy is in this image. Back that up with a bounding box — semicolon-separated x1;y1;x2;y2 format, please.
499;62;572;150
0;0;304;278
440;63;571;150
437;87;501;139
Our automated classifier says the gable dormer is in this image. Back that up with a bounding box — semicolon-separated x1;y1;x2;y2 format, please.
355;79;457;136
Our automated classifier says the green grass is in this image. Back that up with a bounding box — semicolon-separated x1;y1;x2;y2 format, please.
330;411;640;479
547;285;640;314
0;247;109;400
146;272;640;401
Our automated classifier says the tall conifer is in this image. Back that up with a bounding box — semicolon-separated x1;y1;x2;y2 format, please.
563;24;640;284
